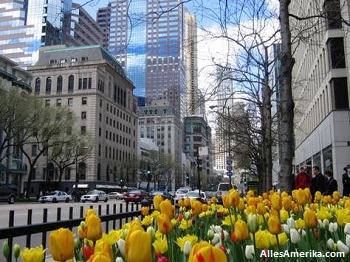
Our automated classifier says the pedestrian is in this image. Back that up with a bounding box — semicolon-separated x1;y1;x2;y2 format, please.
323;170;337;196
342;165;350;197
310;166;326;198
294;165;311;189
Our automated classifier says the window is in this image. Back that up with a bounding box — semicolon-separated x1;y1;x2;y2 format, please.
330;77;349;109
68;98;73;106
82;97;87;105
45;100;50;107
323;0;342;29
68;75;74;93
81;126;86;134
56;99;62;106
35;78;41;94
45;77;52;95
327;38;345;69
31;144;37;157
81;111;87;119
57;76;63;94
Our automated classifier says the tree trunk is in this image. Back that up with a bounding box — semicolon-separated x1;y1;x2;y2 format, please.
279;0;295;193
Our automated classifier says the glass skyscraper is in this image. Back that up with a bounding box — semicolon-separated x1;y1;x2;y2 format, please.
98;0;186;118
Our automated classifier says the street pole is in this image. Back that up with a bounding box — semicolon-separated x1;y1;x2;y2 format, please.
197;147;201;194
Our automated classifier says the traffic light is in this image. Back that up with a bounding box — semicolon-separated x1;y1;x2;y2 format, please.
186;174;190;185
147;165;151;181
119;177;124;187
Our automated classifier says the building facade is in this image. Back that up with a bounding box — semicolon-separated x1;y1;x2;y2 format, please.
138;99;183;190
0;55;32;193
291;0;350;194
97;0;187;119
0;0;103;68
27;45;138;193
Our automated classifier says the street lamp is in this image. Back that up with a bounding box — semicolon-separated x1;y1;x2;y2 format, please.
209;104;233;189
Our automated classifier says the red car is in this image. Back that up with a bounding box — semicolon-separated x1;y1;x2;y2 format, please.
123;190;150;203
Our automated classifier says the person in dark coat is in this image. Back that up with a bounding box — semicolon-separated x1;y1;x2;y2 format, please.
310;166;326;198
323;170;337;196
342;165;350;197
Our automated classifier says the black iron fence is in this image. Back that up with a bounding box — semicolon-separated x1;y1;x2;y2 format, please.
0;202;143;262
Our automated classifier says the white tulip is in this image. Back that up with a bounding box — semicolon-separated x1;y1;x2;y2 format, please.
301;229;307;237
290;228;301;244
327;238;336;250
323;219;329;229
344;223;350;234
211;233;221;245
184;241;192;256
115;257;124;262
245;245;255;259
117;239;125;256
346;235;350;247
329;222;338;233
337;240;350;254
287;217;296;229
282;224;290;234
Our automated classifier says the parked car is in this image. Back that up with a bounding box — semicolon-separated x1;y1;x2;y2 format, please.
150;191;174;204
0;184;18;204
123;190;150;203
185;190;207;203
81;190;109;203
174;187;191;201
108;191;125;200
38;190;72;203
216;182;231;204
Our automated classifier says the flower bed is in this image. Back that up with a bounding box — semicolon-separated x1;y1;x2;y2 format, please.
3;188;350;261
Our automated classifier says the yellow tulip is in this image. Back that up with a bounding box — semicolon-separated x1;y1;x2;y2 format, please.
141;206;149;216
20;245;45;262
153;235;168;254
77;221;87;239
293;189;308;206
267;215;282;235
314;191;322;202
176;234;198;252
256;202;266;215
245;205;256;214
303;209;318;228
178;199;185;207
222;194;230;208
157;213;173;234
238;198;245;211
94;240;113;261
333;191;340;202
211;196;218;204
160;199;175;219
269;232;288;246
89;251;113;262
188;242;227;262
85;214;103;241
125;229;152;262
184;198;191;207
228;189;240;207
282;196;292;211
271;193;282;211
234;220;249;241
49;228;74;261
191;200;203;215
279;209;289;223
153;195;164;210
85;208;97;218
336;209;350;227
254;230;270;249
295;218;305;230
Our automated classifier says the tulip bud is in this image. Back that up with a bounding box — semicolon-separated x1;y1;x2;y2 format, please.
290;228;301;244
184;212;191;220
329;222;338;233
344;223;350;234
322;219;329;229
287;217;295;229
337;240;350;254
282;224;290;234
183;241;192;255
117;239;125;256
116;257;124;262
327;238;336;250
346;235;350;248
247;214;258;233
147;226;155;242
207;229;214;240
245;244;255;259
2;241;9;260
13;243;21;259
211;233;221;245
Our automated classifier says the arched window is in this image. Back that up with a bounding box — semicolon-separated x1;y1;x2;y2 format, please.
35;78;41;95
57;76;63;94
68;75;74;93
46;77;51;95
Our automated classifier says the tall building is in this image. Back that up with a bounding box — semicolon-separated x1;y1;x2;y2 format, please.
291;0;350;193
27;45;138;192
97;0;187;118
0;0;103;68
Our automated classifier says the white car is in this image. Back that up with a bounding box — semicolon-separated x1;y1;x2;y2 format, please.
108;191;125;200
185;190;207;203
38;190;73;203
81;190;109;203
174;187;191;201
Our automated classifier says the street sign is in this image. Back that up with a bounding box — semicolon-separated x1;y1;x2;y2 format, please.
226;158;232;165
227;171;233;177
226;165;233;171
